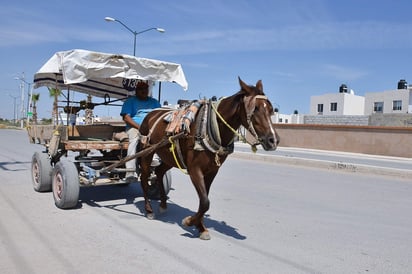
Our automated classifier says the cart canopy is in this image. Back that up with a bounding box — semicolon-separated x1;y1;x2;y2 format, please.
33;49;188;99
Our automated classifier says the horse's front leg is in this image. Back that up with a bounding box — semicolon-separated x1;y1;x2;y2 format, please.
182;170;217;240
139;155;155;219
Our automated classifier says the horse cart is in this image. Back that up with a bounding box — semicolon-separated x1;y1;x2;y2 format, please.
28;49;188;209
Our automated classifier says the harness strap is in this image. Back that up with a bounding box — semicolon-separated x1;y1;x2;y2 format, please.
196;100;234;156
208;100;221;145
244;95;268;149
142;111;172;146
210;95;269;153
169;136;188;174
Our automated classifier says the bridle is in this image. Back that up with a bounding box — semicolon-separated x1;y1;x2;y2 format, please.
211;94;272;152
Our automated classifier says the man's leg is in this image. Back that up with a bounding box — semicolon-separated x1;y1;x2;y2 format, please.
125;127;139;179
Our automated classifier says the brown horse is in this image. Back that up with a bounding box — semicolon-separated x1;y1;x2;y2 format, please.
138;77;279;240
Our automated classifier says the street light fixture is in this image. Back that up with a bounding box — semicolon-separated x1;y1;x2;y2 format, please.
104;16;165;56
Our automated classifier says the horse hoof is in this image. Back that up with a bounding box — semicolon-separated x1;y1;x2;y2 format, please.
199;231;211;240
159;206;167;214
147;213;155;220
182;216;191;226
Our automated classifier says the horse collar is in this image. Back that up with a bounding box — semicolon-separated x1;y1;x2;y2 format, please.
194;100;234;158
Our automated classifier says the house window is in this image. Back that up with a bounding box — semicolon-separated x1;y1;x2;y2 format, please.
330;102;337;112
374;102;383;113
393;100;402;111
317;104;323;114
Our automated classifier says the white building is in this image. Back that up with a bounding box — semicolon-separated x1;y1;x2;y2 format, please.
364;88;412;115
271;113;303;124
306;80;412;126
309;90;365;115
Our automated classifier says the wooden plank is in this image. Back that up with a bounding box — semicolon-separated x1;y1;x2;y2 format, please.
63;140;128;151
26;125;66;144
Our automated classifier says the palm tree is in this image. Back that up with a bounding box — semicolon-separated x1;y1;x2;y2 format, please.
48;87;61;125
31;93;40;124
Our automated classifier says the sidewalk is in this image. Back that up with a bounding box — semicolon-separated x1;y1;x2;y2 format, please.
233;142;412;179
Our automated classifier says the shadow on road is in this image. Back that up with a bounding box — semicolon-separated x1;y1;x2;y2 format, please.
143;201;247;240
78;184;246;240
0;160;30;171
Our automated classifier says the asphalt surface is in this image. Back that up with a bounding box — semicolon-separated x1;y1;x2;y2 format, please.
1;128;412;273
233;142;412;179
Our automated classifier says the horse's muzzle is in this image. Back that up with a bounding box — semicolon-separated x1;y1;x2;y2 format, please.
261;133;279;151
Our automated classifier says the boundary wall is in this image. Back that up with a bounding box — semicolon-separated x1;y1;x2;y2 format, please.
272;124;412;158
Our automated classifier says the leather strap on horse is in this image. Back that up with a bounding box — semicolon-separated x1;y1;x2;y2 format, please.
99;132;185;174
193;100;234;166
164;102;204;173
210;95;268;153
141;110;173;146
168;136;188;174
243;95;268;147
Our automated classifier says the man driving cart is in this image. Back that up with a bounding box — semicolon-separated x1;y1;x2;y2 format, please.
120;80;161;183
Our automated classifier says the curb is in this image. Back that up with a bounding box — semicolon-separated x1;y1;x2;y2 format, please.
232;151;412;180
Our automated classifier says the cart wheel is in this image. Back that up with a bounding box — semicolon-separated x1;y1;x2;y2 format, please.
52;161;80;209
31;152;53;192
148;170;172;199
163;170;172;195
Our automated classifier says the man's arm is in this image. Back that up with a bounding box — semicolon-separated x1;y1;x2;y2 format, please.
122;114;140;129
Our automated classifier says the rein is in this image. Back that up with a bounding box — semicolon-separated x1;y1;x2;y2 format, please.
211;95;268;153
169;136;188;174
154;94;270;172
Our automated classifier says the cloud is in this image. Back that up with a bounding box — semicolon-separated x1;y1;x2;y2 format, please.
320;64;369;81
2;1;412;55
152;21;412;57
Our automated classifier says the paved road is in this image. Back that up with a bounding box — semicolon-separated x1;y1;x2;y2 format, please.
234;142;412;179
1;129;412;273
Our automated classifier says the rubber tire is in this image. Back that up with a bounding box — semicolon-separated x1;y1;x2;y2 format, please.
148;170;172;199
52;161;80;209
163;170;172;195
31;152;53;192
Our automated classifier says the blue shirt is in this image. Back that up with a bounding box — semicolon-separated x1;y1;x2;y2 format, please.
120;96;161;129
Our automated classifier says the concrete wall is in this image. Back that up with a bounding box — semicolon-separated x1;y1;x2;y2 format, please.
272;124;412;158
304;115;369;126
303;113;412;127
369;113;412;127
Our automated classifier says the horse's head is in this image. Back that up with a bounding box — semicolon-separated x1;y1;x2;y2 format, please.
238;77;279;151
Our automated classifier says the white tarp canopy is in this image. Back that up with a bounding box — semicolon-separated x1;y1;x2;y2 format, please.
33;49;188;99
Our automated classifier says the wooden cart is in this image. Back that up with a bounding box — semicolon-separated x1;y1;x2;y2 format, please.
29;49;188;209
28;123;172;209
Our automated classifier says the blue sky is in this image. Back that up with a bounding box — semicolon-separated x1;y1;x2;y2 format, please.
1;0;412;120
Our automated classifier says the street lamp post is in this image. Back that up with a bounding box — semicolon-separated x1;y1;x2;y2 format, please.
15;78;25;128
9;94;18;125
104;16;165;56
15;73;33;126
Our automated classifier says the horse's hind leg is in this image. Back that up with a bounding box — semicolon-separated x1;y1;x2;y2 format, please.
140;153;155;219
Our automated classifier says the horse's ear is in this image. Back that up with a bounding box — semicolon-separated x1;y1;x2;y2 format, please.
238;77;249;92
256;80;263;92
